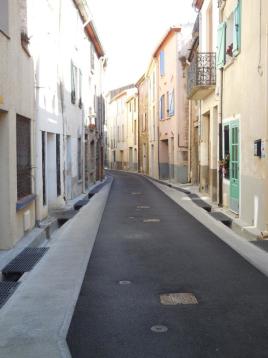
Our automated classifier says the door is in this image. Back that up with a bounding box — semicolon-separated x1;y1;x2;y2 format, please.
229;121;239;213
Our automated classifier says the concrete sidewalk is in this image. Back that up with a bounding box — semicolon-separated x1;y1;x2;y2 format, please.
0;177;113;358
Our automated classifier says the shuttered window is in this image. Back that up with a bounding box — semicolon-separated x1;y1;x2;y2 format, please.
0;0;9;36
160;50;165;76
169;90;175;116
217;22;226;68
159;95;165;120
233;1;241;56
71;62;77;104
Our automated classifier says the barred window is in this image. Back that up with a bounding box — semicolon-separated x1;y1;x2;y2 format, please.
16;115;31;200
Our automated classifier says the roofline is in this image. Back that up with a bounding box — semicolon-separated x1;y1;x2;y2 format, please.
153;27;181;58
73;0;105;58
110;91;127;103
135;73;146;87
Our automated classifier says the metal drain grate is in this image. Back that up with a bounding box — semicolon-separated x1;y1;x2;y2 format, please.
160;293;198;305
0;282;19;308
2;248;48;274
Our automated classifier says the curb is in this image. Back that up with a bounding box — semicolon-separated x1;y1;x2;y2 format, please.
0;177;113;358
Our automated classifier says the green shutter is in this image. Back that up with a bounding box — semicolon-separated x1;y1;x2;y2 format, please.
233;1;241;56
217;22;226;69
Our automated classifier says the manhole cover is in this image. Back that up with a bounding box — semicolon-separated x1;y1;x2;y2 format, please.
143;219;160;223
129;217;135;220
151;325;168;333
160;293;198;305
118;280;131;285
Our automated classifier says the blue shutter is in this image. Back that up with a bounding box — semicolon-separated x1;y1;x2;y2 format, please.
233;1;241;56
160;50;165;76
217;22;226;68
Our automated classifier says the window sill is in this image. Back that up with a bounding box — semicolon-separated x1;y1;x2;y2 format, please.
16;194;36;211
224;56;236;70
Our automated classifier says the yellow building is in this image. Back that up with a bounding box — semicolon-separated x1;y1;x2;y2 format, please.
126;92;139;172
146;58;159;179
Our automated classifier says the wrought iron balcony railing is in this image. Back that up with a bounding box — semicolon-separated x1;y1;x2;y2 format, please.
187;52;216;99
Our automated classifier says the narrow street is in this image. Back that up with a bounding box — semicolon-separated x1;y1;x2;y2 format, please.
67;171;268;358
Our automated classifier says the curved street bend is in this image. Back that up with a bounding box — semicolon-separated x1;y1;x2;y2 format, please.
67;171;268;358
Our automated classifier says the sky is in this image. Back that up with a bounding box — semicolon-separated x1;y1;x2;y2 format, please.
88;0;197;91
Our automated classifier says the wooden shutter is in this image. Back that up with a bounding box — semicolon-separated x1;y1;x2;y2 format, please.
233;1;241;56
216;22;226;68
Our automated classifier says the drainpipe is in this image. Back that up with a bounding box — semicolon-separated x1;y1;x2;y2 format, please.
218;68;223;207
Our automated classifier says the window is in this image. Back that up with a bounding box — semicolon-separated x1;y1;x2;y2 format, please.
78;137;82;181
166;92;169;115
56;134;61;195
159;94;165;120
217;1;241;68
160;50;165;76
142;113;147;132
71;62;77;104
16;115;31;200
90;43;95;71
169;90;175;116
78;70;82;108
0;0;9;36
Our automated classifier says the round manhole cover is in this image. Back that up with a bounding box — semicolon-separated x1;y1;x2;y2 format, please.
118;280;131;285
151;325;168;333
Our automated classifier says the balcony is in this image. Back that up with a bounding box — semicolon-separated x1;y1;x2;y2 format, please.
187;52;216;100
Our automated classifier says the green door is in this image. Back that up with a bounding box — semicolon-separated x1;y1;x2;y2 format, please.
230;121;239;213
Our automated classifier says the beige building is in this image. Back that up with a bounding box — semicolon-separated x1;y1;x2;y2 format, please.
106;85;136;170
154;27;191;183
126;93;138;171
188;0;268;235
188;0;219;201
0;0;35;249
219;0;268;233
146;58;159;179
136;74;149;175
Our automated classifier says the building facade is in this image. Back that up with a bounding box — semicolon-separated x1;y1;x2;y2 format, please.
0;0;35;249
106;86;136;170
27;0;105;222
146;58;159;179
154;27;191;183
136;75;149;175
0;0;105;249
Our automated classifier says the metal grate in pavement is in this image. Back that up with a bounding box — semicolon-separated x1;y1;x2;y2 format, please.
0;282;20;308
2;248;48;274
160;293;198;305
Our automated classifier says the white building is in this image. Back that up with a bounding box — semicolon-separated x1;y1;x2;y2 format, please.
27;0;106;222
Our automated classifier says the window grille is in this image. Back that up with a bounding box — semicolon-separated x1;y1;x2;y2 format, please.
16;115;31;200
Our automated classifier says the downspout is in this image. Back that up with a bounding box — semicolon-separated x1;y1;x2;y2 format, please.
218;68;223;207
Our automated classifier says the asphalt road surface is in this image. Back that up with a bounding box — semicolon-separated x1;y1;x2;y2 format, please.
67;171;268;358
